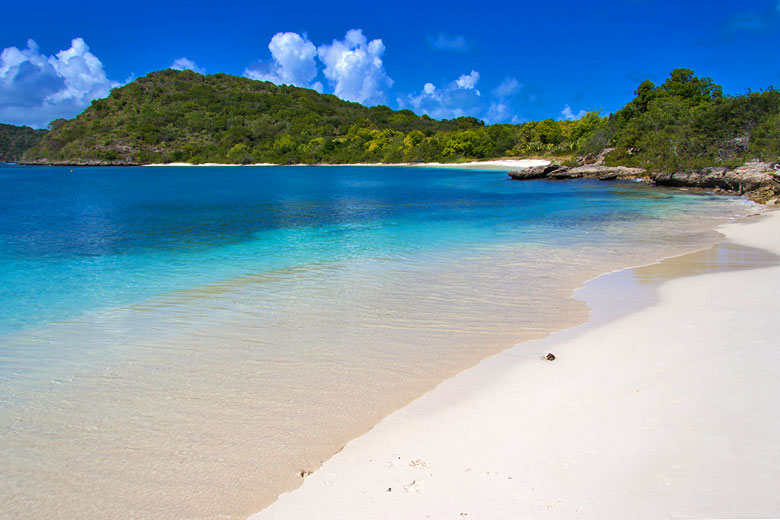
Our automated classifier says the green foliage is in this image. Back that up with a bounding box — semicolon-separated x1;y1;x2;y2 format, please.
590;68;780;171
12;67;780;170
22;69;601;165
0;124;47;162
15;68;780;171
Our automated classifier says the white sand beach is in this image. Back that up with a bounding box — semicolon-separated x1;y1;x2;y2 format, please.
250;209;780;519
143;159;550;169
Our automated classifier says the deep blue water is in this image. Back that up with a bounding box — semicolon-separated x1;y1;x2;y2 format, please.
0;164;742;337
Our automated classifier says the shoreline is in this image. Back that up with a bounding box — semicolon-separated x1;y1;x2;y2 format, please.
2;163;755;518
142;159;551;170
508;162;780;204
250;208;780;519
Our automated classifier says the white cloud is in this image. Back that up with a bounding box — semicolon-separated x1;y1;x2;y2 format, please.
244;32;322;91
170;57;205;74
427;33;471;52
0;38;118;128
399;70;483;120
399;71;526;124
493;77;521;98
455;70;480;92
316;29;393;105
559;104;587;120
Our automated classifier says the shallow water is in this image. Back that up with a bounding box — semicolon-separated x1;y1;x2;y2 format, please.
0;165;754;518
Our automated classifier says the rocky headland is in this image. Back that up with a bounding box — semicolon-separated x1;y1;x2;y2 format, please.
508;161;780;204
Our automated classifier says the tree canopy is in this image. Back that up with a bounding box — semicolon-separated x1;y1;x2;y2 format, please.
587;68;779;171
0;124;47;162
8;68;780;170
20;69;598;165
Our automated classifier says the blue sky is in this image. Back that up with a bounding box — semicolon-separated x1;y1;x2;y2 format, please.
1;0;779;128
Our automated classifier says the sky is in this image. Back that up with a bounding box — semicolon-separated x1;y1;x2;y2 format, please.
1;0;779;129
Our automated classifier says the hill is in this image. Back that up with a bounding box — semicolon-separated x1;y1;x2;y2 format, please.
0;124;47;163
13;68;780;171
20;69;596;165
584;69;780;172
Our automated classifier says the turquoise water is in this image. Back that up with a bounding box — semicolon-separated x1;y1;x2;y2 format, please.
0;164;752;519
0;164;743;337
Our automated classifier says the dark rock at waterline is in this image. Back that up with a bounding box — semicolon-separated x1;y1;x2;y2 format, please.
650;161;778;194
508;164;646;181
508;160;780;203
20;158;141;166
506;163;566;180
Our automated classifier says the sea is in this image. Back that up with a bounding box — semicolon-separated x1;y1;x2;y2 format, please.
0;163;754;518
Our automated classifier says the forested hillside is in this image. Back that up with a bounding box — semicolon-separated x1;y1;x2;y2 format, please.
12;68;780;168
21;69;598;165
0;124;46;162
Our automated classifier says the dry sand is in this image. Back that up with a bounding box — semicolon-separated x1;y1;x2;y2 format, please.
250;209;780;519
143;159;550;169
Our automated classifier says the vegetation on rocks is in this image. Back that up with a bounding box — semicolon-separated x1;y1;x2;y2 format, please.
584;68;780;172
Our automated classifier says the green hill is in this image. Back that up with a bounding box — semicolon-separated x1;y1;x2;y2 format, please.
585;69;780;172
14;68;780;169
0;124;47;163
21;69;596;165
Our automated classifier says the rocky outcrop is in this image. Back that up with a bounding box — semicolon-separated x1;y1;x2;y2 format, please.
580;147;615;166
506;163;566;180
508;161;780;204
508;164;647;181
20;158;141;166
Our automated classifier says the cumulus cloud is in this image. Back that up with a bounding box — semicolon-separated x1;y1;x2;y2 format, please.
455;70;480;92
170;57;205;74
317;29;393;105
244;32;322;92
427;33;471;52
399;70;483;120
399;71;527;124
559;104;587;120
0;38;118;128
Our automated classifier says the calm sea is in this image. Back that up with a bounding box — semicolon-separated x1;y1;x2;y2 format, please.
0;164;752;518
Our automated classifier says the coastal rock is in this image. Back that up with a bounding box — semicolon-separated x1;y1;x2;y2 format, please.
580;147;615;166
508;164;646;182
509;159;780;203
649;161;779;202
21;158;140;167
506;164;567;180
566;165;646;180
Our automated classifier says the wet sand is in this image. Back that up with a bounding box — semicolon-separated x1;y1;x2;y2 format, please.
252;210;780;519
